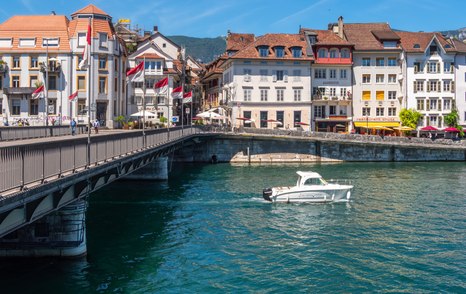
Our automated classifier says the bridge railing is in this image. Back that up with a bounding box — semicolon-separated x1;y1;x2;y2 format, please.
0;126;205;196
0;125;88;141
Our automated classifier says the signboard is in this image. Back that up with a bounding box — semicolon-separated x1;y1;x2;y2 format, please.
48;105;55;114
118;19;131;24
185;108;190;114
171;116;179;123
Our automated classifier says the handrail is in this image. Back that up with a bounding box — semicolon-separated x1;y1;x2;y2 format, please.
0;125;88;141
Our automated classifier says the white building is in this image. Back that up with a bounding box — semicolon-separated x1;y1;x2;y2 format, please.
343;22;403;132
452;39;466;128
221;33;313;130
398;32;457;129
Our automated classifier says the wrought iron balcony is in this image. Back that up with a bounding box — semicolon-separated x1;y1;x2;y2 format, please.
39;62;61;73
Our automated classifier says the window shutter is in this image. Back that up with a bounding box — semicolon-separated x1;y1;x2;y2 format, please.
438;101;441;111
427;82;431;92
450;63;454;73
451;81;455;93
272;70;277;82
437;81;441;92
436;63;440;73
426;100;430;111
413;81;417;93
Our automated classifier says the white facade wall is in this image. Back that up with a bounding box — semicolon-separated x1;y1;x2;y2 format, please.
455;53;466;127
405;46;456;129
352;52;403;128
224;60;311;129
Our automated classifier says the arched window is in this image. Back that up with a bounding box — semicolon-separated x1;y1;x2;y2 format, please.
329;49;338;58
318;48;327;58
341;48;350;58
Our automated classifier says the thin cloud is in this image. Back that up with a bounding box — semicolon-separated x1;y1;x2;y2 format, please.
274;0;331;25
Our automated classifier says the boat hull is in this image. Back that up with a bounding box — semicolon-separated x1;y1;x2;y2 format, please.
263;186;352;203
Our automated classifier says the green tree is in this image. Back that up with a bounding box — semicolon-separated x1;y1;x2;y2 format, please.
399;108;422;129
444;109;460;127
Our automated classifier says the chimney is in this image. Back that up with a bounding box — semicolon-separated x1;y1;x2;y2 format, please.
338;16;344;39
154;25;158;33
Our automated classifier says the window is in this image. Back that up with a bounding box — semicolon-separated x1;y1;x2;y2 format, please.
293;88;302;101
293;111;301;127
314;69;326;79
11;99;21;115
292;47;302;58
276;88;284;101
12;76;20;87
259;46;268;57
376;74;384;83
329;69;337;79
275;47;284;58
318;48;327;58
98;76;106;94
417;99;425;111
443;80;451;92
427;62;439;73
260;111;268;128
13;56;20;68
19;38;35;47
384;41;397;48
414;80;424;92
429;45;438;55
48;76;57;90
99;56;107;69
276;111;284;125
340;88;347;97
443;99;451;111
292;69;301;82
388;91;396;100
314;105;325;118
77;76;86;90
78;99;86;114
260;69;268;82
30;56;38;68
376;91;384;101
329;88;336;96
0;76;3;89
0;100;2;114
376;107;384;116
388;74;396;83
243;68;251;76
260;88;268;101
29;99;38;115
243;111;252;127
444;62;453;73
43;38;59;47
362;91;371;101
99;33;108;48
275;70;284;81
388;107;396;116
362;58;371;66
341;49;350;58
329;49;338;58
362;107;370;116
429;99;438;111
243;88;251;101
429;115;438;127
387;57;397;66
329;105;337;115
362;74;371;83
414;62;421;73
78;33;86;47
427;80;439;92
340;69;347;79
29;75;38;87
376;58;384;67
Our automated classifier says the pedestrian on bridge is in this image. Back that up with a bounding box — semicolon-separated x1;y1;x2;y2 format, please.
93;119;100;134
71;118;77;136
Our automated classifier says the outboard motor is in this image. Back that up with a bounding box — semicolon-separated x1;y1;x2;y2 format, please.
263;188;273;201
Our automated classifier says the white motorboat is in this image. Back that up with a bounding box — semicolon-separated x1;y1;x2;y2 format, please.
263;171;353;203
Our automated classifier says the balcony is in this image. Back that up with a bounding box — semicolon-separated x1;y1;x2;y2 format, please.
312;95;352;102
315;57;352;64
40;62;61;73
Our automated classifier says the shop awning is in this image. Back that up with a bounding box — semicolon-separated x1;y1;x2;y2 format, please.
354;121;400;128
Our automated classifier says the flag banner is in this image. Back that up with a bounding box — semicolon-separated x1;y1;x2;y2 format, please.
78;19;92;70
32;85;45;99
126;62;144;82
183;91;192;103
69;91;78;102
154;77;168;94
171;86;183;99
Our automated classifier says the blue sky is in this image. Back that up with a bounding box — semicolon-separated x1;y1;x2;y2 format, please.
1;0;464;37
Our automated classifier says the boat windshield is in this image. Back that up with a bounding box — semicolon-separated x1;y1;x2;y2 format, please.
303;177;327;186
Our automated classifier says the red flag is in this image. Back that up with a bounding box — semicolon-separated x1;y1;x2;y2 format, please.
171;86;183;99
126;62;144;82
32;85;44;99
79;18;92;70
154;77;168;94
69;91;78;102
183;91;192;103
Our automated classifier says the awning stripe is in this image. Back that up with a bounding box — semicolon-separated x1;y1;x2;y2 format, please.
354;121;400;127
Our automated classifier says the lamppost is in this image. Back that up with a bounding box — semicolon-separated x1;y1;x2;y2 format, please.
44;38;49;126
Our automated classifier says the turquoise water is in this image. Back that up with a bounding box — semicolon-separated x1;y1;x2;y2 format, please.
1;162;466;293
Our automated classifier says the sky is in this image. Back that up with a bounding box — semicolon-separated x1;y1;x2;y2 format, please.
0;0;464;38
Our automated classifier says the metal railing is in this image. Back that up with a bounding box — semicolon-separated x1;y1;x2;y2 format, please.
0;126;204;195
0;125;88;141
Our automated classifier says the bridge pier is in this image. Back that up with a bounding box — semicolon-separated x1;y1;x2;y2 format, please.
0;199;87;258
124;156;169;180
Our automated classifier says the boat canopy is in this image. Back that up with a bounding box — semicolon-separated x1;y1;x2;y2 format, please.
296;171;327;186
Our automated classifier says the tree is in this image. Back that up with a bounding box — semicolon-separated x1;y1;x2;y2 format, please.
399;108;422;129
444;109;460;128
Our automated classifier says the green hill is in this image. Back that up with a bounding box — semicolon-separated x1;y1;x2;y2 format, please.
167;35;226;64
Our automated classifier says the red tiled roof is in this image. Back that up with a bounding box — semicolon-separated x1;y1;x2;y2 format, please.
301;28;352;46
69;17;114;39
452;38;466;53
344;23;395;50
226;33;254;51
396;31;456;53
0;15;70;52
231;33;313;61
71;4;109;17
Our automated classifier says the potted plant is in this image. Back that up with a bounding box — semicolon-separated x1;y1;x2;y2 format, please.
114;115;127;129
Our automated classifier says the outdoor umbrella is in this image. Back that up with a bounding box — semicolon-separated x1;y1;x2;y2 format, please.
197;111;221;119
130;110;157;118
420;125;438;131
295;122;309;126
444;127;460;132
